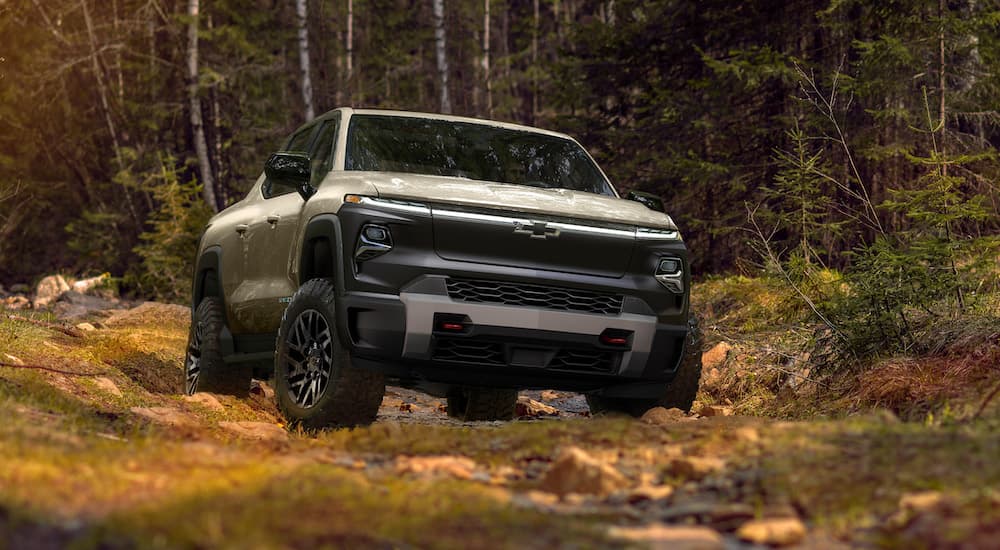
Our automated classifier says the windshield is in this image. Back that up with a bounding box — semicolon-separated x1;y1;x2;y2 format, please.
345;114;614;196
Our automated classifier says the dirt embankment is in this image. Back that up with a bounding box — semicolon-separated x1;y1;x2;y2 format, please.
2;301;999;549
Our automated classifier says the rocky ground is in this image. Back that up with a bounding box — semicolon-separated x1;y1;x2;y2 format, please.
1;277;999;549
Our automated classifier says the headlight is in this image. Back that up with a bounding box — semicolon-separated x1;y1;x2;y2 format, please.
343;194;431;215
636;226;681;240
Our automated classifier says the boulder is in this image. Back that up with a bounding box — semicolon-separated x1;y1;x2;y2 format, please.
183;393;226;412
93;377;123;397
52;291;121;319
33;275;70;308
539;446;627;496
701;342;732;370
736;518;807;547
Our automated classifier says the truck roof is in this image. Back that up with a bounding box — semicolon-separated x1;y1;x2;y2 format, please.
340;108;575;141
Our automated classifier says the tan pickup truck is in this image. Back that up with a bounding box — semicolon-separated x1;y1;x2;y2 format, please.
184;109;701;428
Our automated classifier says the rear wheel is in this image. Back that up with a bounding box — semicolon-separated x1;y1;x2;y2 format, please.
446;386;517;421
587;315;703;417
275;279;385;429
184;297;250;396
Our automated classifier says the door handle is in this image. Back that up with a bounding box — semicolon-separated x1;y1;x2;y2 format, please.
235;224;249;235
266;215;281;225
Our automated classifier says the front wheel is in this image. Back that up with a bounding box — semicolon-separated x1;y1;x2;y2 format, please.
587;315;703;417
274;279;385;430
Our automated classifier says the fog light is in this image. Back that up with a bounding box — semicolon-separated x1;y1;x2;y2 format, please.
355;224;393;261
655;256;684;293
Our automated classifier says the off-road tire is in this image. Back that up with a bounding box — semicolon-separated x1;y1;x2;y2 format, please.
274;279;385;430
447;387;517;421
184;297;251;396
587;315;703;417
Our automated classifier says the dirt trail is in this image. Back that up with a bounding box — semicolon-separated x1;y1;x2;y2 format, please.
1;303;999;549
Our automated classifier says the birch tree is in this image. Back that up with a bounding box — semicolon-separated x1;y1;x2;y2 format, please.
483;0;492;116
296;0;315;120
433;0;452;114
186;0;218;212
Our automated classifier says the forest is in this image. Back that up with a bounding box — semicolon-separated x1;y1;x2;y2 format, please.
0;0;996;292
2;2;1000;547
0;0;999;357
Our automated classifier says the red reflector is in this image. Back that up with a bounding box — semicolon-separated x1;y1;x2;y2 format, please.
601;335;628;345
440;322;465;332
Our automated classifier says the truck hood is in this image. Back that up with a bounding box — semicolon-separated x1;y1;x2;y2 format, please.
359;172;678;230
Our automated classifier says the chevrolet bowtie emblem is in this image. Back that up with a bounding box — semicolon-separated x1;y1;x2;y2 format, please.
513;220;560;239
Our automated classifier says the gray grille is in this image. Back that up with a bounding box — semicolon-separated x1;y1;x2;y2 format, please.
446;278;624;316
548;349;616;373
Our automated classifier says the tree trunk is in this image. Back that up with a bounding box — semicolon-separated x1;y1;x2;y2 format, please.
346;0;354;103
532;0;539;123
483;0;493;117
187;0;218;212
296;0;315;120
433;0;452;114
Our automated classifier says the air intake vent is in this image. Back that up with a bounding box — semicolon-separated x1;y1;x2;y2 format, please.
446;278;624;316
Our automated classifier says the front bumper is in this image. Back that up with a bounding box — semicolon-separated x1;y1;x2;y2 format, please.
339;275;689;393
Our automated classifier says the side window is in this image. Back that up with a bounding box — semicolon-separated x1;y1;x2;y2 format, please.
263;126;316;199
309;116;341;187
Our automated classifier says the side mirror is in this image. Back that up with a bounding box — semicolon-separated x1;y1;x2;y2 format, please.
626;190;665;213
264;152;314;200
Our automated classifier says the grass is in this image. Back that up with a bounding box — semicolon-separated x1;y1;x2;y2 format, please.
2;287;1000;548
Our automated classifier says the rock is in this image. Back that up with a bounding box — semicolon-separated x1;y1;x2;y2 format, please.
395;455;478;480
93;377;123;397
71;273;110;294
701;342;732;370
249;381;276;399
3;295;31;310
729;426;760;444
608;524;724;550
183;393;226;412
10;283;30;293
698;404;734;417
899;491;945;513
516;396;559;417
52;291;121;319
538;446;627;497
736;518;807;547
641;407;687;425
218;421;289;442
75;322;97;332
130;406;197;427
621;484;674;504
0;284;5;296
666;456;726;480
539;390;562;401
33;275;71;308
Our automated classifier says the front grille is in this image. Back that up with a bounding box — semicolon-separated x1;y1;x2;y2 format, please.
549;349;617;373
433;339;505;365
432;337;619;374
446;278;624;316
